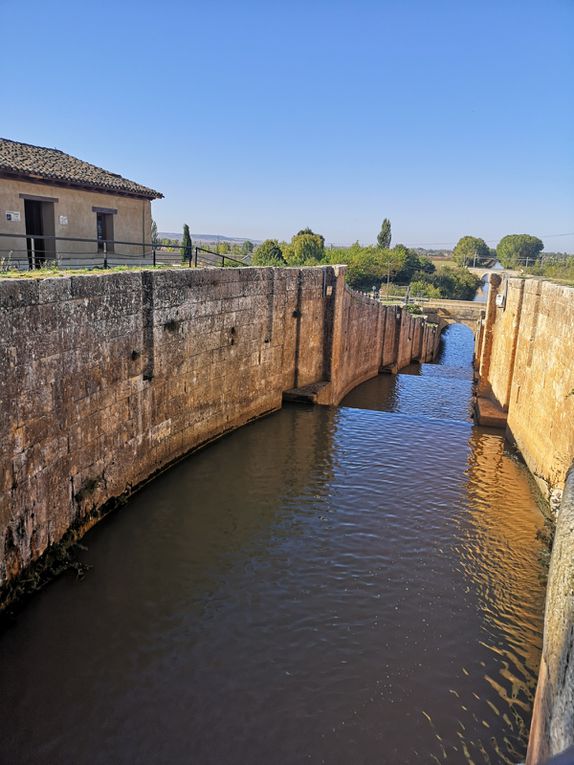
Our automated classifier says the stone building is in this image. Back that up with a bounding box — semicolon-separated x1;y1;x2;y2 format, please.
0;138;163;268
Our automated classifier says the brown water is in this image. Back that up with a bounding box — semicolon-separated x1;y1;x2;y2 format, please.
0;325;545;764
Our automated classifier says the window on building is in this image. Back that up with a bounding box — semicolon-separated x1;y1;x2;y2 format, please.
96;212;114;253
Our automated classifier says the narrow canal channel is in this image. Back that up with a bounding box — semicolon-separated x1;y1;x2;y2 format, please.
0;325;546;764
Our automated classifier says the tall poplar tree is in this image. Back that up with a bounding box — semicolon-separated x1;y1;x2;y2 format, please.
151;219;160;246
182;224;192;263
377;218;392;249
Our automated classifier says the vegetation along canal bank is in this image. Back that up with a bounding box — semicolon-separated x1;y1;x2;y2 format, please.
0;265;573;763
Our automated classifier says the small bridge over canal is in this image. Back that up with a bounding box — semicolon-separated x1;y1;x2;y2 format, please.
468;265;518;281
419;297;485;330
381;296;485;330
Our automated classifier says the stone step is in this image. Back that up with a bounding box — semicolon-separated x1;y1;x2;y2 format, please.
474;396;507;428
282;381;330;404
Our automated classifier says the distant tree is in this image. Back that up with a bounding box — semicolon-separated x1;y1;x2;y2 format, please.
161;237;179;252
418;256;436;274
384;244;436;283
151;219;160;246
409;279;442;299
453;236;490;266
414;266;481;300
241;240;254;256
346;248;388;291
391;245;417;282
377;218;392;249
182;224;192;262
497;234;544;268
252;239;286;266
219;241;231;254
324;242;359;265
324;241;437;293
296;228;326;249
528;255;574;282
284;230;325;265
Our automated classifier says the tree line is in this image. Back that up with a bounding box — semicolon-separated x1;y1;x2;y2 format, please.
152;221;255;260
154;219;564;297
251;221;481;300
452;233;545;268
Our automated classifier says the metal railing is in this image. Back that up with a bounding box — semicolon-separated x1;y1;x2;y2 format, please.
344;283;380;303
0;232;249;272
192;246;247;269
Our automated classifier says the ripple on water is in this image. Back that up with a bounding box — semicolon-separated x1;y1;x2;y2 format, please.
0;327;545;765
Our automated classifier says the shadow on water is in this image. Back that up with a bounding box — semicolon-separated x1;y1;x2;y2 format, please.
342;324;475;422
0;325;545;764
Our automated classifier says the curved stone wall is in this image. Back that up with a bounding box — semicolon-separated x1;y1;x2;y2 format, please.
0;266;439;606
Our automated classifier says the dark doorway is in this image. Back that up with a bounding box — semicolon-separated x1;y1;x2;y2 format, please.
96;212;114;254
24;199;55;269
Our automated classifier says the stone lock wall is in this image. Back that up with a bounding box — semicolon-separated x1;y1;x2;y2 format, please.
0;266;440;602
476;275;574;764
477;276;574;505
526;465;574;764
322;286;439;404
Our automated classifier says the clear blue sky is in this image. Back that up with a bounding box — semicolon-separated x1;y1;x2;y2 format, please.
3;0;573;250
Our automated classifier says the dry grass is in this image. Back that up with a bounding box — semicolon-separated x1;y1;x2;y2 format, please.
0;264;188;280
429;258;457;270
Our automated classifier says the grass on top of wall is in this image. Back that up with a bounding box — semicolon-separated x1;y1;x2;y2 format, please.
0;264;192;280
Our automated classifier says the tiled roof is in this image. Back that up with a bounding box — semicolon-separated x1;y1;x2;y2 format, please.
0;138;163;199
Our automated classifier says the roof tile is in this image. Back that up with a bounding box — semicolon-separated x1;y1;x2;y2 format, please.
0;138;163;199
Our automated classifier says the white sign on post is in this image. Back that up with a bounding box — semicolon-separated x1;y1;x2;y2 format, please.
5;211;20;222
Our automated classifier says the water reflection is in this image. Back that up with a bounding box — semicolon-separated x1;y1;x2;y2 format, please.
474;282;488;303
0;326;544;765
342;325;475;421
341;324;545;763
425;430;545;764
473;260;504;302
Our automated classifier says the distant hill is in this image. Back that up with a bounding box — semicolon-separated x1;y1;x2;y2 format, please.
159;232;261;245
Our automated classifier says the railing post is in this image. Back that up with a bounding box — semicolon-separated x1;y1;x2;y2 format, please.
194;247;198;268
153;247;156;267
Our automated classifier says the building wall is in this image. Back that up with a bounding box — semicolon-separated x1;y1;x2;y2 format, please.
0;177;153;267
0;266;440;604
477;277;574;504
